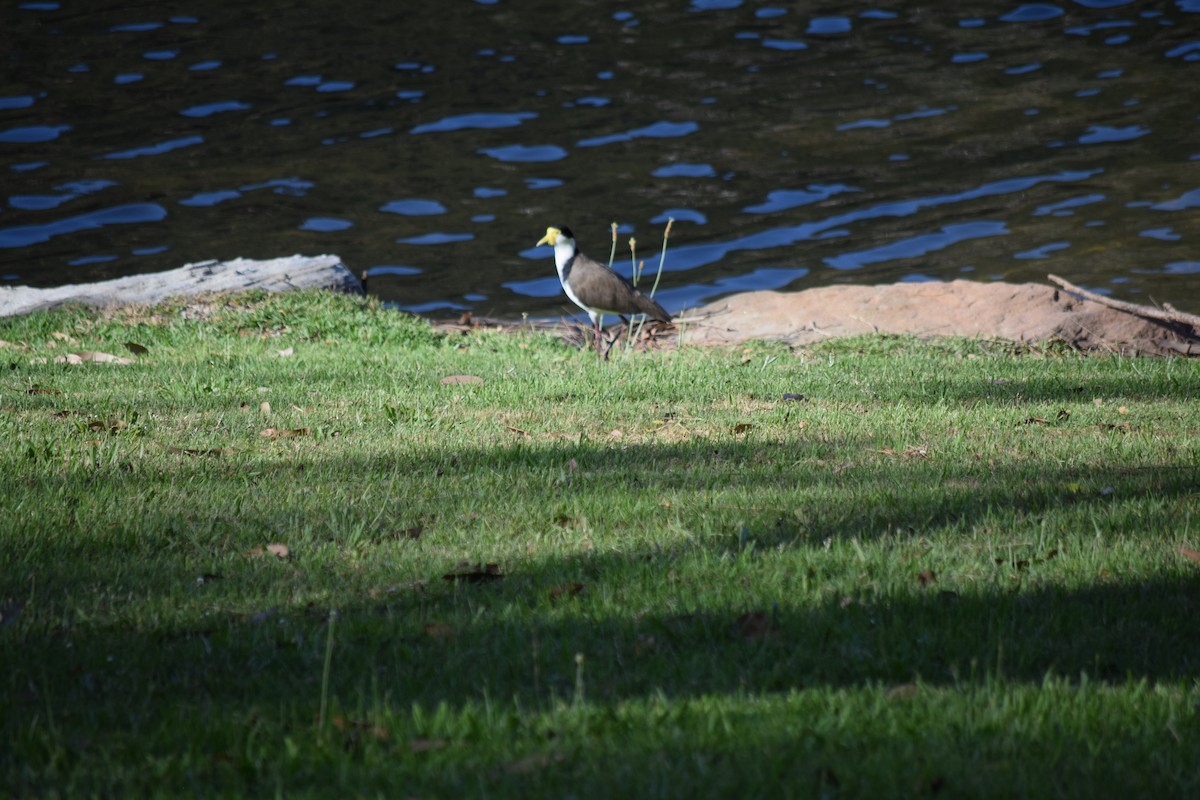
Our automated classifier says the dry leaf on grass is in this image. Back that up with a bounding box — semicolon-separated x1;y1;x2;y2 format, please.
423;622;457;639
440;374;482;385
878;445;930;459
549;582;584;601
26;386;62;395
274;347;294;357
88;418;127;434
1179;546;1200;565
259;427;311;438
124;342;149;355
735;611;776;642
502;753;563;774
330;716;389;741
167;447;224;457
249;543;290;560
408;738;449;753
56;351;133;365
390;526;423;541
916;569;937;586
442;561;503;583
507;425;531;438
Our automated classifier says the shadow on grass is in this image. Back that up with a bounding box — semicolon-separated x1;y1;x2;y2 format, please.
4;431;1198;715
5;548;1199;713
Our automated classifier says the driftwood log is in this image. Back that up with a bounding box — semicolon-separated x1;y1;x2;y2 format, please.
0;255;361;318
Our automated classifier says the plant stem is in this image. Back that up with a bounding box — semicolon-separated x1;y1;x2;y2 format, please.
318;609;338;741
650;218;674;299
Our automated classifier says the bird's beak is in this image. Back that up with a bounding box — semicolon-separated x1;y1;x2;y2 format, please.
536;227;558;247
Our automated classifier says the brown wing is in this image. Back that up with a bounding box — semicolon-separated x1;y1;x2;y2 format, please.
570;252;672;322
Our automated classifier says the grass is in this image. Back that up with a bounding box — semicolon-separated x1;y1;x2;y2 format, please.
1;289;1198;797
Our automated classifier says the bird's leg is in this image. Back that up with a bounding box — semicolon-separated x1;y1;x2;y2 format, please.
593;319;604;358
602;327;620;361
617;315;631;344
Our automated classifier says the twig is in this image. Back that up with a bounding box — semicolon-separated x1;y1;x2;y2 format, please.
1047;274;1200;333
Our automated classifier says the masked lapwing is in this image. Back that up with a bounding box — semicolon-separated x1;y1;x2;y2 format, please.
536;225;670;355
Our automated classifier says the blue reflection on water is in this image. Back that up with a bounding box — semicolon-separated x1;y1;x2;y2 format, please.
1014;241;1070;259
10;179;118;211
299;218;352;232
100;136;204;160
690;0;741;10
367;265;422;277
0;204;167;248
412;112;536;134
380;199;447;216
69;254;118;266
1078;124;1150;144
479;144;567;162
179;191;241;207
838;118;889;131
397;233;474;244
633;170;1099;274
808;17;851;34
180;101;252;118
651;267;808;310
651;209;707;224
111;22;162;32
1032;194;1105;216
0;125;70;143
762;39;808;51
999;5;1064;23
826;222;1009;269
652;163;716;177
1151;188;1200;210
744;185;858;213
577;121;698;148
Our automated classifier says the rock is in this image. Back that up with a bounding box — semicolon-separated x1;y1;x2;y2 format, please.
0;255;361;317
681;280;1198;356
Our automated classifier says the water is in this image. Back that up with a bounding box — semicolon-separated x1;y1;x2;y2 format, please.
3;1;1199;319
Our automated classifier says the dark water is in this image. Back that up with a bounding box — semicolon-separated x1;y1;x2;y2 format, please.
3;1;1199;319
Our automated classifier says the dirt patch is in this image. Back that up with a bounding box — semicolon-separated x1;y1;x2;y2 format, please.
676;280;1199;356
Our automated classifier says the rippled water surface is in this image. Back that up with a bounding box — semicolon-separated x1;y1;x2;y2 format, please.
3;1;1199;317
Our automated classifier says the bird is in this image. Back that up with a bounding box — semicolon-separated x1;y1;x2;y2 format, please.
536;225;671;356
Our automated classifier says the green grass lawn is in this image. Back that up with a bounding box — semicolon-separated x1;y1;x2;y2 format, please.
2;290;1198;797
